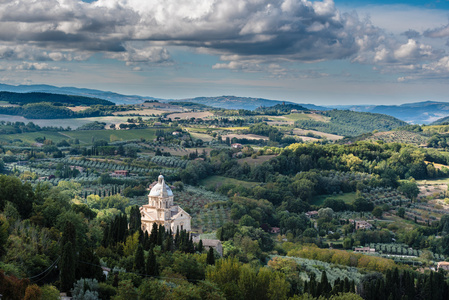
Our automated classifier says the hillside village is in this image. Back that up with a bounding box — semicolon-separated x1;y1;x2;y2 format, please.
0;96;449;299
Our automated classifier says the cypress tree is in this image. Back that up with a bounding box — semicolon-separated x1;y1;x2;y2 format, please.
60;241;76;293
134;244;145;274
197;240;204;253
143;231;150;250
206;247;215;265
146;247;158;276
120;214;128;242
343;277;350;293
157;224;164;246
164;233;173;252
61;221;76;251
332;278;341;295
350;280;355;293
129;205;141;234
149;223;158;246
308;273;317;297
76;248;103;281
319;271;331;298
174;227;180;250
110;217;119;244
188;234;195;253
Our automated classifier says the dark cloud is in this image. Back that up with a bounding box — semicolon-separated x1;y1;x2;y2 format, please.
0;0;446;77
424;24;449;38
402;29;421;39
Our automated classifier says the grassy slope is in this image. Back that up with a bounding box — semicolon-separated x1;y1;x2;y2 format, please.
0;128;159;144
63;128;158;144
0;131;69;144
311;192;358;206
200;175;260;189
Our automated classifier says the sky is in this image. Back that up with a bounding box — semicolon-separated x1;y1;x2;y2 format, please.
1;0;449;105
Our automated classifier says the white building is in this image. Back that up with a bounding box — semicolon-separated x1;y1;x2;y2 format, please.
140;175;191;233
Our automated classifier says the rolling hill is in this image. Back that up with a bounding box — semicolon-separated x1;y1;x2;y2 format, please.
1;84;449;124
332;101;449;124
294;110;408;136
431;115;449;125
0;91;114;106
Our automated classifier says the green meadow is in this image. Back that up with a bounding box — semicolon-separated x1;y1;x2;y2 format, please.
200;175;260;190
0;128;159;144
311;192;357;206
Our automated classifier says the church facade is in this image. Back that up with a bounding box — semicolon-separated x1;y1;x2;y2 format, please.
140;175;191;233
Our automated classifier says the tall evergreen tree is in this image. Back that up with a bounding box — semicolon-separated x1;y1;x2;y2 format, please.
61;221;76;251
134;244;145;275
157;224;164;246
149;223;158;246
128;205;142;234
319;271;332;298
174;227;180;250
60;241;76;293
207;247;215;265
145;247;158;276
188;234;195;254
164;232;173;252
143;231;150;250
76;248;103;281
197;239;204;253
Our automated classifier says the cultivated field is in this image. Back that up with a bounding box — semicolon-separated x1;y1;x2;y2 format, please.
221;133;268;140
167;111;214;119
67;106;90;112
63;128;159;143
200;175;260;190
0;131;69;144
271;112;330;123
0;128;162;144
113;108;168;116
367;131;428;146
237;154;276;166
292;129;343;141
0;114;143;129
188;131;214;142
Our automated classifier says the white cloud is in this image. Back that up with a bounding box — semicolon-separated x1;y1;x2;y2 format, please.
0;0;447;79
13;62;64;71
106;44;172;66
425;24;449;38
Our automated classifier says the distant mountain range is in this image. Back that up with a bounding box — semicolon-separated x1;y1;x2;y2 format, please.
0;83;449;124
168;96;298;110
330;101;449;124
0;83;159;105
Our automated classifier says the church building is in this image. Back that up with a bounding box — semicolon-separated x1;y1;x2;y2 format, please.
140;175;191;233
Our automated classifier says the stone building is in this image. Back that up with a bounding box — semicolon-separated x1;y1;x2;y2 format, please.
140;175;191;233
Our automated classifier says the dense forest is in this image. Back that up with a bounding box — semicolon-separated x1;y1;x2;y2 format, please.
295;110;408;136
0;103;118;119
1;101;449;300
0;92;114;106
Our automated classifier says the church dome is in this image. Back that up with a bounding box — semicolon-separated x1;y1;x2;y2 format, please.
149;175;173;197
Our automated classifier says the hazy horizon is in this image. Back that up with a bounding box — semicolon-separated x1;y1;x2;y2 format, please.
1;0;449;105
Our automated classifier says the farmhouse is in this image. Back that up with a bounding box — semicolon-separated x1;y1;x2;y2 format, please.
140;175;191;233
353;220;373;230
437;261;449;271
192;237;223;257
112;170;129;177
306;211;319;218
354;247;375;253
